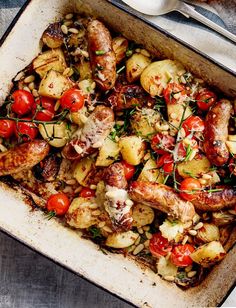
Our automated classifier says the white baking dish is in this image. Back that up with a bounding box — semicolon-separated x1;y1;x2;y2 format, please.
0;1;235;307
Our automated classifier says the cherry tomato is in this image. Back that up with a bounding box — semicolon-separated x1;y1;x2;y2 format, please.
46;192;70;216
15;118;38;141
149;233;173;257
163;83;186;104
60;88;85;112
179;178;201;201
229;155;236;176
32;96;55;121
156;154;174;173
11;90;35;116
151;133;175;155
80;187;96;198
170;244;195;267
176;138;198;161
0;119;15;138
196;88;217;111
121;160;136;180
182;116;205;136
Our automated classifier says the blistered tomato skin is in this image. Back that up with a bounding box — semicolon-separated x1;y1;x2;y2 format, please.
182;116;205;136
163;83;186;104
171;244;195;267
80;188;96;198
60;88;85;112
0;119;15;138
121;160;136;180
149;233;172;257
151;133;175;155
179;178;201;201
32;96;55;121
46;192;70;216
15;119;38;141
11;90;35;116
196;89;217;111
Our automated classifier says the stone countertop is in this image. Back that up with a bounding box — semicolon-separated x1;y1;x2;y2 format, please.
0;1;235;308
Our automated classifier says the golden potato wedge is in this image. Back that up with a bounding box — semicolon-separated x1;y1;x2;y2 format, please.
190;241;226;267
96;137;120;167
167;103;192;131
105;231;139;248
157;256;178;278
132;203;154;227
196;223;220;243
226;140;236;154
39;121;72;147
177;155;211;178
38;70;72;99
131;108;160;137
126;53;151;83
140;60;185;96
41;22;64;49
33;48;67;78
112;36;128;64
138;158;164;184
119;136;146;165
73;157;95;187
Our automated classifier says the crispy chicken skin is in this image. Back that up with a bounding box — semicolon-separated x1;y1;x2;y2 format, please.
129;181;196;222
0;140;50;176
203;99;232;166
87;20;116;91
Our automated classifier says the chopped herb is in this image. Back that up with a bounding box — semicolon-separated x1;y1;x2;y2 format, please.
183;170;197;178
88;226;102;239
116;65;125;74
46;211;56;220
184;144;193;161
95;50;106;55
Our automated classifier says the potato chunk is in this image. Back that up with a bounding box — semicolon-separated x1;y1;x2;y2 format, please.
33;48;67;78
140;60;185;96
138;158;164;183
119;136;146;165
41;22;64;49
39;121;72;147
177;155;211;178
226;140;236;154
105;231;139;248
190;241;226;267
132;203;154;227
96;137;120;167
73;157;95;187
38;70;72;99
126;53;151;83
131;108;160;137
66;197;98;229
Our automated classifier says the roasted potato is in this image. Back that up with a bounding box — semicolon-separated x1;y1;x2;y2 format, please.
96;137;120;167
157;256;178;278
190;241;226;267
41;22;64;49
140;60;185;96
38;70;72;99
33;48;67;78
138;158;164;184
167;102;192;131
126;53;151;83
212;211;236;226
105;231;139;248
66;197;99;229
112;36;128;64
159;219;187;242
39;121;72;147
77;60;92;81
177;155;211;178
131;108;160;137
196;223;220;243
119;136;146;165
132;203;155;227
226;140;236;154
73;157;95;187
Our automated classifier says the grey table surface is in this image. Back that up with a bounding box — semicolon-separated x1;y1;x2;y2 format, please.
0;3;131;308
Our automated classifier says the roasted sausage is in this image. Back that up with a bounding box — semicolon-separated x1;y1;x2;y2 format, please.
107;84;155;110
203;99;232;166
63;105;114;160
104;163;133;231
87;20;116;91
192;186;236;211
0;140;50;176
129;181;196;222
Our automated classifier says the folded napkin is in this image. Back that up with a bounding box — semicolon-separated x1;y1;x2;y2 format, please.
113;0;236;72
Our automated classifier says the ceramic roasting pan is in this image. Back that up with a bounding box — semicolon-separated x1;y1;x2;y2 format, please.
0;0;235;307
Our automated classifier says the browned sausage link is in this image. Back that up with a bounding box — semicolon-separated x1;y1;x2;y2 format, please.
107;84;155;110
203;99;232;166
0;140;50;176
62;106;114;160
129;181;196;222
104;163;132;231
104;162;128;189
87;20;116;91
192;186;236;211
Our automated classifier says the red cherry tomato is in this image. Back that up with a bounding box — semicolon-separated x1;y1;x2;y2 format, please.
182;116;205;136
179;178;201;201
121;160;136;180
156;154;174;173
151;133;175;155
15;118;38;141
0;119;15;138
229;155;236;176
46;192;70;216
149;233;173;257
170;244;195;267
11;90;35;116
80;187;96;198
196;88;217;111
163;83;186;104
32;96;55;121
60;88;85;112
